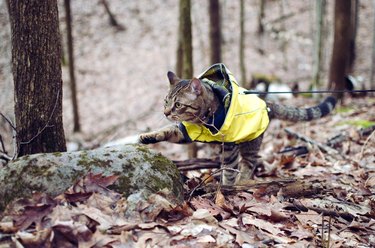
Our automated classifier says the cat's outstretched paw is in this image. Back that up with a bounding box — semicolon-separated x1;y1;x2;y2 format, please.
139;133;160;144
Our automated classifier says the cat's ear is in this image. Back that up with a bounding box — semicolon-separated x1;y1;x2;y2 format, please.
167;71;180;86
189;78;202;95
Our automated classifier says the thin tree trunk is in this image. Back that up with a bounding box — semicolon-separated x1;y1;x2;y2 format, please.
178;0;196;158
239;0;246;85
347;0;358;74
257;0;266;35
64;0;81;133
328;0;352;99
8;0;66;156
371;0;375;90
180;0;193;79
209;0;222;64
312;0;326;89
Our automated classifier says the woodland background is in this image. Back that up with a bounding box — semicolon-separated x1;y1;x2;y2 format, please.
0;1;375;247
0;0;374;158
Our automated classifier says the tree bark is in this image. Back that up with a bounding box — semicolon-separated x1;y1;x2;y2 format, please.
178;0;196;158
209;0;222;64
347;0;358;74
239;0;246;85
328;0;352;99
8;0;66;156
64;0;81;133
371;0;375;90
312;0;326;89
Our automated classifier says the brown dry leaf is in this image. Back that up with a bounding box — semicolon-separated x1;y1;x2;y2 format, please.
295;209;322;226
279;154;295;168
139;193;176;222
3;193;57;231
85;173;120;188
215;190;226;207
241;213;283;236
190;196;230;219
15;228;52;247
365;175;375;188
136;227;171;248
219;223;256;246
158;202;192;222
85;192;119;213
79;232;120;248
67;173;119;197
247;203;272;216
289;224;314;240
52;220;93;243
77;205;125;231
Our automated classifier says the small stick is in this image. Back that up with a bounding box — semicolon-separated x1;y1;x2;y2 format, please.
360;129;375;159
187;167;239;201
284;128;341;156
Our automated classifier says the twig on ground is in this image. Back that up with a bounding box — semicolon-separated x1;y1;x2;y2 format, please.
174;158;220;171
285;128;341;157
360;129;375;159
187;167;239;201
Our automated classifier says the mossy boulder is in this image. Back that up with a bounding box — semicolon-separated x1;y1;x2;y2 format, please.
0;144;183;211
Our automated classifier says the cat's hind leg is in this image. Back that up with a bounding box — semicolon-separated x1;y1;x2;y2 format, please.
236;134;264;183
220;143;240;185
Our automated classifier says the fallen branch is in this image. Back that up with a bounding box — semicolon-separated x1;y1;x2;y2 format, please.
173;158;220;171
284;128;346;161
359;124;375;137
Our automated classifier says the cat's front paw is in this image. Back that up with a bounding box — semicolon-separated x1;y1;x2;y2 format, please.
139;132;162;144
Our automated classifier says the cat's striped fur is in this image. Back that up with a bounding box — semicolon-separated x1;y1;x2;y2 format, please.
139;71;336;185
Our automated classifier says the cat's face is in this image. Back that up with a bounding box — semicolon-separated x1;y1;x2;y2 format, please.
163;71;208;124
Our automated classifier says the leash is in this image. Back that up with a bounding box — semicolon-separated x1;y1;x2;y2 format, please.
242;89;375;95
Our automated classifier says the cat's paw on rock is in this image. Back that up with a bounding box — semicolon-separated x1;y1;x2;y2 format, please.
139;133;159;144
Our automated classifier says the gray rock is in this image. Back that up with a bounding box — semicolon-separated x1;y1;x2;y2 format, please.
0;144;183;211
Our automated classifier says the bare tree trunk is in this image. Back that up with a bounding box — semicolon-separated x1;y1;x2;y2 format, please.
239;0;246;85
179;0;193;79
8;0;66;156
328;0;352;99
312;0;326;89
178;0;196;158
347;0;358;74
64;0;81;133
209;0;222;64
371;0;375;90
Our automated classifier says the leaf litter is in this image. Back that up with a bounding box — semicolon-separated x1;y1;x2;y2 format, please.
0;98;374;247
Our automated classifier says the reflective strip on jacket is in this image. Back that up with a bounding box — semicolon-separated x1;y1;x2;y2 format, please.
181;64;270;144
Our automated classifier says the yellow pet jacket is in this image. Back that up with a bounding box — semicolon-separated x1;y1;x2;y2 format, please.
179;63;270;144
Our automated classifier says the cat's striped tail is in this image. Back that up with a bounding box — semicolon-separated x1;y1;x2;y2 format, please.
267;96;336;121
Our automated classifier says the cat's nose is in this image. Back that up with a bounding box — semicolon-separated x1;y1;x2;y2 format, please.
164;109;171;117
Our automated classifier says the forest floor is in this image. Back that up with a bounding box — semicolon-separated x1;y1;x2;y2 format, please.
0;97;374;247
0;0;375;247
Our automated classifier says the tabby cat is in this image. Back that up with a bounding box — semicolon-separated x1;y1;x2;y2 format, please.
139;64;336;185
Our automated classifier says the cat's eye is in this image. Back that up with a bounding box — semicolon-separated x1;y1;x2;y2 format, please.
175;102;182;108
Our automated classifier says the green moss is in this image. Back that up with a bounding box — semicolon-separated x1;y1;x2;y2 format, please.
135;145;151;154
338;120;375;128
52;152;63;157
336;106;354;113
111;176;132;196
